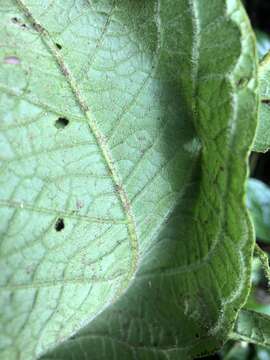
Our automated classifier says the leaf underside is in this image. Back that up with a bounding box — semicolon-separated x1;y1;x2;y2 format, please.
253;52;270;153
0;1;258;359
247;179;270;243
232;309;270;348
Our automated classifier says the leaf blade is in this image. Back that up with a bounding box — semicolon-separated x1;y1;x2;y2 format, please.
231;309;270;348
252;52;270;153
247;178;270;243
0;0;258;359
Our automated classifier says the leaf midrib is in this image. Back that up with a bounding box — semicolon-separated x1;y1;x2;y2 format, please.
15;0;139;298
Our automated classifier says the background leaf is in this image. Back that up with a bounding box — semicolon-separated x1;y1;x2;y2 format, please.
247;179;270;243
231;309;270;349
252;53;270;153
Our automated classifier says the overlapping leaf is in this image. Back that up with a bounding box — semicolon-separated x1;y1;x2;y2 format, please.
232;309;270;348
247;179;270;243
0;1;258;359
253;52;270;153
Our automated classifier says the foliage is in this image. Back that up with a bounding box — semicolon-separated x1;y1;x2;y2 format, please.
1;1;270;359
232;309;270;349
253;52;270;153
247;179;270;243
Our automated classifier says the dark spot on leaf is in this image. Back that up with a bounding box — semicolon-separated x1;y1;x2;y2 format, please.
262;99;270;105
55;43;62;50
55;117;69;129
32;22;44;33
11;17;28;29
115;184;122;193
237;77;249;88
4;56;21;65
26;264;34;274
61;65;69;76
55;218;65;232
195;333;200;339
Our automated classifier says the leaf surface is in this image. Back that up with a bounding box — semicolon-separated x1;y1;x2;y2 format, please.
0;0;258;359
232;309;270;348
253;52;270;153
247;179;270;243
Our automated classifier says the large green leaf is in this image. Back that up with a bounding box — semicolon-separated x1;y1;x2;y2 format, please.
0;0;258;359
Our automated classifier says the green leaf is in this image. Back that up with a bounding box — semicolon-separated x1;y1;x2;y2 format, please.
245;285;270;316
253;52;270;153
0;0;258;359
245;253;270;318
231;309;270;349
254;244;270;287
247;179;270;243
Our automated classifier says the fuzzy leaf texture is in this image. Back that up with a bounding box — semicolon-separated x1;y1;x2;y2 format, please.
253;51;270;152
232;309;270;348
247;179;270;243
0;1;258;359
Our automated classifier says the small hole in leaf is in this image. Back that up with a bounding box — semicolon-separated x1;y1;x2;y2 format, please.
11;17;27;29
262;99;270;105
55;117;69;129
55;218;65;232
55;43;62;50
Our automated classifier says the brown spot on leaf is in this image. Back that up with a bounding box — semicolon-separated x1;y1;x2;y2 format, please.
26;264;34;274
76;200;84;209
61;65;69;77
32;22;44;33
